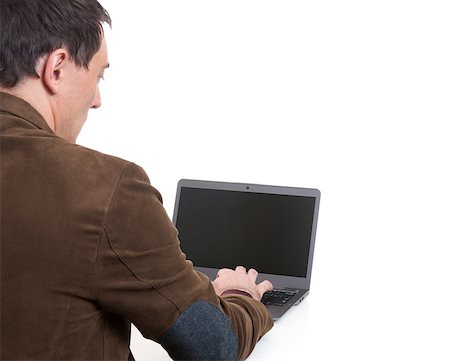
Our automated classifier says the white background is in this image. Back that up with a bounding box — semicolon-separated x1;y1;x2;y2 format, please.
79;1;450;360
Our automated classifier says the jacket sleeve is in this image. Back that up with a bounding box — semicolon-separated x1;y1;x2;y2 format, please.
97;162;273;360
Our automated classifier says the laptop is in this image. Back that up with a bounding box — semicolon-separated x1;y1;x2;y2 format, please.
172;179;320;320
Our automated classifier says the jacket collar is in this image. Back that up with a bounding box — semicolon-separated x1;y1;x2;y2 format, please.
0;91;55;135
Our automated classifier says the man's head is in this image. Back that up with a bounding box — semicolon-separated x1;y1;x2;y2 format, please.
0;0;111;142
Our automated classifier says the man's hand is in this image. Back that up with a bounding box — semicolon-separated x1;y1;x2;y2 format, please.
211;266;273;301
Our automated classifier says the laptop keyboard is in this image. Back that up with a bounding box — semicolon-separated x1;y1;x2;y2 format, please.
261;289;298;306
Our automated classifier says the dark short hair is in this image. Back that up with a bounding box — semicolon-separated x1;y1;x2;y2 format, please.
0;0;111;88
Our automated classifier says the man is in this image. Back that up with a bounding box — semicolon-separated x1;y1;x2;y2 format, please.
0;0;273;360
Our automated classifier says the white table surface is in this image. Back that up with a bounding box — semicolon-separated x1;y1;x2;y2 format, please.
131;269;450;361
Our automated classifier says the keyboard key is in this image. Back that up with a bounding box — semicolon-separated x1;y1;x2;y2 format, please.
261;289;298;306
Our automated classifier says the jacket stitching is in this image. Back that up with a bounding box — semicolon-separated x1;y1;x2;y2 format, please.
101;226;182;315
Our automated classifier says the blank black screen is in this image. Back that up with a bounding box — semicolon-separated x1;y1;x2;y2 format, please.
175;187;316;277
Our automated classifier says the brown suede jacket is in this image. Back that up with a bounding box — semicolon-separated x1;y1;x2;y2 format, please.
0;92;273;360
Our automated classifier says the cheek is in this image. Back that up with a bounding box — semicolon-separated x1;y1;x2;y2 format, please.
74;73;98;105
89;80;100;104
79;83;98;110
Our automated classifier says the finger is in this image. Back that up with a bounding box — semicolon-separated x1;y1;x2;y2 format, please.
235;265;246;273
257;280;273;294
247;268;258;282
216;268;231;278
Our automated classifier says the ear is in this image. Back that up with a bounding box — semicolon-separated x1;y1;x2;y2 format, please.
42;48;70;95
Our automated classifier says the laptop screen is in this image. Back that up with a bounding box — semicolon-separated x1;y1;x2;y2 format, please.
174;186;316;278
